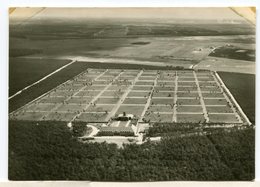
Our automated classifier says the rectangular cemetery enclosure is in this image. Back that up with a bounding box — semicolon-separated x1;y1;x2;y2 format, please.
9;68;250;125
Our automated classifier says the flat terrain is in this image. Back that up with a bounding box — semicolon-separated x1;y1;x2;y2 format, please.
9;57;71;96
10;20;255;73
218;72;255;124
8;62;185;113
9;20;255;114
9;62;90;112
10;69;249;125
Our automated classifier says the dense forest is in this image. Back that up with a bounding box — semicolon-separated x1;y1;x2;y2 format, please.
9;120;254;181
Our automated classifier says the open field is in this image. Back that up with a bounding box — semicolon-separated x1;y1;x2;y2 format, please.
218;72;255;124
10;20;255;73
9;58;71;96
196;56;255;74
9;69;250;125
209;45;255;61
9;20;255;115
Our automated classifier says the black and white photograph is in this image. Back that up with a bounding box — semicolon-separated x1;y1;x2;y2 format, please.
8;7;255;181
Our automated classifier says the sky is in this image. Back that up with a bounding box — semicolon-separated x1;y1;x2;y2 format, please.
9;7;246;21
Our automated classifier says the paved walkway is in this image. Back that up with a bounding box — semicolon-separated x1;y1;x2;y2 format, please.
172;71;178;122
193;71;209;123
139;74;159;122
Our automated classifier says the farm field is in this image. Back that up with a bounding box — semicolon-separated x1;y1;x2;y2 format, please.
9;57;71;96
9;20;255;73
209;45;255;61
218;72;255;124
9;68;251;125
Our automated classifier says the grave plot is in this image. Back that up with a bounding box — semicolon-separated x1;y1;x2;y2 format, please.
101;90;125;97
127;91;150;97
200;86;221;92
177;106;203;113
147;105;173;113
83;85;106;91
57;84;83;91
123;98;148;104
204;98;228;105
151;98;173;105
157;81;175;86
44;112;76;121
119;76;136;80
95;98;119;104
178;77;195;81
85;104;115;112
143;113;173;122
132;86;153;91
178;81;196;86
206;106;233;113
154;86;175;91
177;92;199;98
12;111;47;121
107;85;129;91
138;76;156;81
56;104;86;112
202;92;224;98
75;90;101;97
92;80;110;85
178;86;198;92
208;114;240;123
97;76;116;81
50;90;75;97
177;98;201;105
76;112;109;122
116;105;145;118
26;103;57;112
153;91;174;98
199;82;219;87
39;97;67;104
177;114;205;123
67;97;93;104
135;81;154;86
